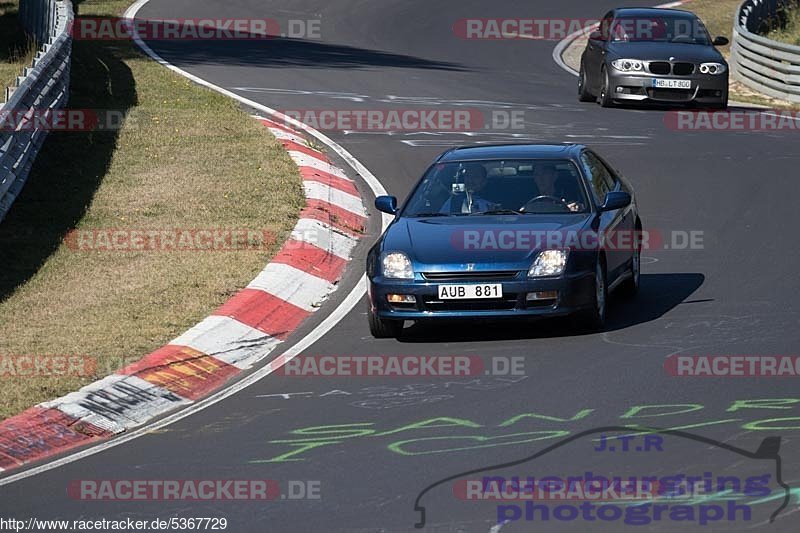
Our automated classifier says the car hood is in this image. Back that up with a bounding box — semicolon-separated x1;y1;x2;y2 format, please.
381;214;593;271
607;41;724;63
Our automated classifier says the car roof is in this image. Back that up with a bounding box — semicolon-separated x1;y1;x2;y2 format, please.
613;7;696;18
437;143;586;162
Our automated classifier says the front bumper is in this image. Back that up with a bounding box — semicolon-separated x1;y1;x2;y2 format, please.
607;71;728;104
368;271;595;320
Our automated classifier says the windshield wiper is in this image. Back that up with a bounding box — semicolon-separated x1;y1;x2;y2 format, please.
409;212;451;218
477;209;524;215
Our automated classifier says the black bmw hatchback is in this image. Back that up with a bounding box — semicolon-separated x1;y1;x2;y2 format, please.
579;8;730;108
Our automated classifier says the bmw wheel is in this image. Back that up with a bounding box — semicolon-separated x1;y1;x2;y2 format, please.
598;66;614;108
578;62;595;102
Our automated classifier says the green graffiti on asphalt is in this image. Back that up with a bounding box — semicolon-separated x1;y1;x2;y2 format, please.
250;398;800;464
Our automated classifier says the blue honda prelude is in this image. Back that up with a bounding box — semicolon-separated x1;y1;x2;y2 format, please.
366;144;642;338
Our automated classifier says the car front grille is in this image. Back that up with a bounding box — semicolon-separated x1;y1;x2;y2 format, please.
421;294;519;312
421;271;521;281
647;88;694;101
648;61;671;75
647;61;695;76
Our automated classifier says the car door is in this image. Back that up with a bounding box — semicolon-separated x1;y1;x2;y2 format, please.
579;150;627;283
584;11;613;91
595;153;636;285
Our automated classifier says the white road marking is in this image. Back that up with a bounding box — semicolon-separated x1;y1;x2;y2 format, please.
303;181;366;216
292;218;359;259
248;263;335;312
289;151;352;180
171;315;281;369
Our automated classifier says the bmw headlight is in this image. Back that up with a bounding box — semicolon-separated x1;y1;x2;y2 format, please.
382;252;414;279
611;59;644;72
699;62;727;75
528;250;568;278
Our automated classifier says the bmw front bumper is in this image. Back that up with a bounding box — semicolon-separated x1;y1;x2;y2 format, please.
607;71;728;105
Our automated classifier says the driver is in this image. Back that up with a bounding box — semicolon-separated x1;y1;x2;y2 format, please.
532;164;582;212
439;164;494;214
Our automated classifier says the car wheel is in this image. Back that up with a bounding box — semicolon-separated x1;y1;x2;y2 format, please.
368;304;403;339
576;259;607;331
598;66;614;108
578;62;595;102
618;238;640;298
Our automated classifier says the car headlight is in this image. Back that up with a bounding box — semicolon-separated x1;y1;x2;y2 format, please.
382;252;414;279
699;62;727;75
528;250;568;278
611;59;644;72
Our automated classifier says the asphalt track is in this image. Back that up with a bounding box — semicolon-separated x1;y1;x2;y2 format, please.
3;0;800;531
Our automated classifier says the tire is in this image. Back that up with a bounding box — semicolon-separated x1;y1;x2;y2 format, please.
598;66;614;108
368;305;403;339
578;62;595;102
618;235;640;298
575;258;607;331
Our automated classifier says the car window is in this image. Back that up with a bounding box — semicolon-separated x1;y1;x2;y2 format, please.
401;159;590;216
600;11;614;40
596;156;620;190
579;151;614;204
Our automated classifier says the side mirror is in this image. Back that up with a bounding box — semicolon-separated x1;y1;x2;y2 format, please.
600;191;631;212
713;36;729;46
589;30;603;41
375;195;398;215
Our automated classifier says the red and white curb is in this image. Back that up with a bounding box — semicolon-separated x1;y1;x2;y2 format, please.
0;118;367;472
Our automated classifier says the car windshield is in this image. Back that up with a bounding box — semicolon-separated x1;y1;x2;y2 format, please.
609;15;711;45
402;159;590;217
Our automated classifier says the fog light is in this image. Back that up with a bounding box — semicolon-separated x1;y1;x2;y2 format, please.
387;294;416;304
527;291;557;301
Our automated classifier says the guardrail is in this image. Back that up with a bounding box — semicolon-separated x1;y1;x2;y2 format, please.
0;0;73;223
18;0;61;44
731;0;800;102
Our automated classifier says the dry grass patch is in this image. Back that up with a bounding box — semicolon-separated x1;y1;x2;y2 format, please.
0;0;305;418
0;0;36;90
767;2;800;45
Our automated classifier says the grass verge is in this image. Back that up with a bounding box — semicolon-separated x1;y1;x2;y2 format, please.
767;2;800;46
0;0;305;419
686;0;800;109
0;0;36;90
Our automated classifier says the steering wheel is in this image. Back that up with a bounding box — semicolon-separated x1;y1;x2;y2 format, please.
521;195;570;213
